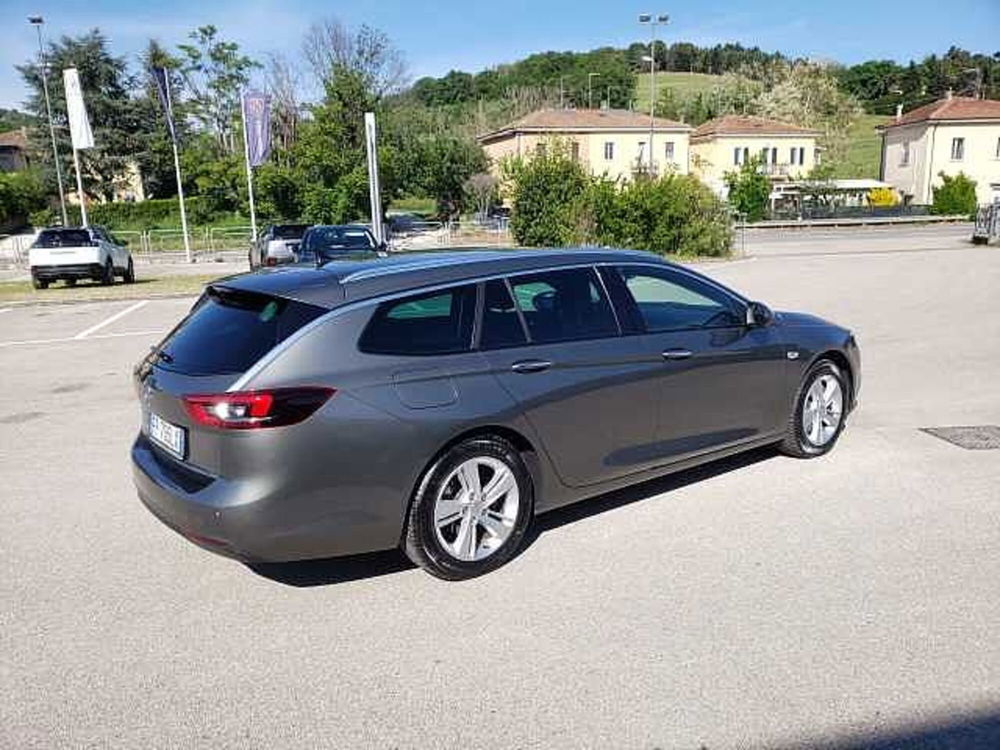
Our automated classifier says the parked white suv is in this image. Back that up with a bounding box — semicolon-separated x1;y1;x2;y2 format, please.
29;226;135;289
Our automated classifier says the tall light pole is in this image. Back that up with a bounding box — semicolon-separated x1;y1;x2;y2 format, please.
588;72;601;109
29;15;68;226
639;13;669;175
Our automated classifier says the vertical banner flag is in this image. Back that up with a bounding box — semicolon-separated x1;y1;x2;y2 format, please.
151;67;177;142
62;68;94;150
242;92;271;167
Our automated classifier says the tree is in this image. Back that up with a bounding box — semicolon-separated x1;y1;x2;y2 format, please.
931;172;977;217
724;156;771;221
17;29;145;203
464;173;498;219
177;25;259;153
503;142;590;246
134;39;188;199
303;18;408;98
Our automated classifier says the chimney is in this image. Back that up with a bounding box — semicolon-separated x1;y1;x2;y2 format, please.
945;89;953;100
895;104;903;121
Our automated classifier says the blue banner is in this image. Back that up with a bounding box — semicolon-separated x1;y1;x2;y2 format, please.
242;92;271;167
151;67;177;143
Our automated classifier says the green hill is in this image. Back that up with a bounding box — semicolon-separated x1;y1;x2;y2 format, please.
633;72;720;111
832;113;887;179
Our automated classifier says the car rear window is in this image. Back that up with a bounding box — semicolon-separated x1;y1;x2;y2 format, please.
156;287;326;375
272;225;308;240
359;285;476;356
33;229;92;248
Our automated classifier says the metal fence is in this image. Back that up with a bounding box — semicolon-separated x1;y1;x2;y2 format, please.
769;204;932;221
390;219;511;251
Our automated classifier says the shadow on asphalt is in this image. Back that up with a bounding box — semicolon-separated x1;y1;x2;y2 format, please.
778;709;1000;749
248;444;780;588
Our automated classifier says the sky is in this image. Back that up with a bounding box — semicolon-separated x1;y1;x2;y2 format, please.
2;0;998;110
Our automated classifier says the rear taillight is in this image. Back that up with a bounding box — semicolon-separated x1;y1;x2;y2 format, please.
266;257;277;266
183;387;335;430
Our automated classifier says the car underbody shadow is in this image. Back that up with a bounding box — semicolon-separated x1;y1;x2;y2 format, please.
521;443;780;551
249;444;779;587
247;549;415;587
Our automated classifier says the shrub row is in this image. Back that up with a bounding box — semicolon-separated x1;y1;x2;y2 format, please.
29;195;234;231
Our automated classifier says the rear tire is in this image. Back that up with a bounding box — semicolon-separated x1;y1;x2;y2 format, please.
65;278;77;287
124;258;135;284
32;276;48;290
101;260;114;286
780;359;848;458
404;436;534;580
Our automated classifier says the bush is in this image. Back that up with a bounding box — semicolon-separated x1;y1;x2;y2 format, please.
504;145;732;257
29;196;225;230
0;170;44;230
931;172;977;217
723;157;771;221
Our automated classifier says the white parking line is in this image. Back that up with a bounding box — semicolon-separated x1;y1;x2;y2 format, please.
0;329;163;349
73;300;149;340
0;308;13;314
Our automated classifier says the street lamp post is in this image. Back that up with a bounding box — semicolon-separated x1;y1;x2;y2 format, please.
28;15;68;226
588;72;601;110
638;13;669;175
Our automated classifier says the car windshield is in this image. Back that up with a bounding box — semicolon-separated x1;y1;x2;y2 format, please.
271;225;309;240
33;229;92;248
303;227;374;254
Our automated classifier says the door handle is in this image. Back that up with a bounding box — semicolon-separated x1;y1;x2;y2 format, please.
511;359;553;374
661;348;693;361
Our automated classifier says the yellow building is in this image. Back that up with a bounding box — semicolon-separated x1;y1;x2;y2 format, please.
878;94;1000;206
689;115;822;196
477;108;692;182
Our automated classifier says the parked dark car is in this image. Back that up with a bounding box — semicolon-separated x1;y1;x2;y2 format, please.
132;249;860;579
250;224;311;269
297;224;385;264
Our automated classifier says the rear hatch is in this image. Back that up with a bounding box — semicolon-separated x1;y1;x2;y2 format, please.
29;228;99;266
136;285;330;476
265;224;309;264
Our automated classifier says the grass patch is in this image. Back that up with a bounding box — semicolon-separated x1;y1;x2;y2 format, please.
634;71;721;111
832;113;887;179
389;197;437;216
0;274;222;304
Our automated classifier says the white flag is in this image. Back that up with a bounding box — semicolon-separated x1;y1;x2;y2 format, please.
63;67;95;150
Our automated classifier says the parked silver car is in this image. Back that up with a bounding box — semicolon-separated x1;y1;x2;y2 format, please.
249;224;311;268
132;249;860;579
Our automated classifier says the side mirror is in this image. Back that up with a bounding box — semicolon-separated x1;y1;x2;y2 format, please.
746;301;774;327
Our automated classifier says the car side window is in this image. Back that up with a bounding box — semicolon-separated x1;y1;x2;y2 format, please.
508;268;618;344
615;266;743;332
479;279;528;349
359;285;476;356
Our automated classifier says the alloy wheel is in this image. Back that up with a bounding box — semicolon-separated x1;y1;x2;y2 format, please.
802;374;843;447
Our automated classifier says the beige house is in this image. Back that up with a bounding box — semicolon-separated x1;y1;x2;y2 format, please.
0;128;30;172
478;108;692;182
689;115;822;196
878;94;1000;206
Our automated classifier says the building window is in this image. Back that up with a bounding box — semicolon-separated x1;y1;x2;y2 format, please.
535;143;547;158
637;141;647;161
995;137;1000;159
771;147;778;165
733;147;741;166
900;142;910;166
951;137;964;161
570;141;580;161
814;148;821;165
743;147;750;164
790;147;798;165
664;141;675;161
799;147;805;165
760;147;769;164
603;141;614;160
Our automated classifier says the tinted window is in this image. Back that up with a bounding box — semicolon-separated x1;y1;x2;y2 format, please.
616;267;742;332
303;226;375;257
360;285;476;356
508;268;618;344
271;224;309;240
157;288;325;375
33;229;92;248
480;280;527;349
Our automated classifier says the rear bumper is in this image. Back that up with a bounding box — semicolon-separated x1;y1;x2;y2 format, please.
131;434;399;562
32;263;103;281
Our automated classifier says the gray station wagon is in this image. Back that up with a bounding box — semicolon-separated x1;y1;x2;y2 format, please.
132;249;860;579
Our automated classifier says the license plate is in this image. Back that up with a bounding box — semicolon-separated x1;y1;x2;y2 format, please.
149;412;186;459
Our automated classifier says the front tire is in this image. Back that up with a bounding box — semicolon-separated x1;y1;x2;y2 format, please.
780;359;848;458
404;436;534;580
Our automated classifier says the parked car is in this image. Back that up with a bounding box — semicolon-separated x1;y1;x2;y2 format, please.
297;224;386;264
132;249;860;580
29;226;134;289
249;224;311;269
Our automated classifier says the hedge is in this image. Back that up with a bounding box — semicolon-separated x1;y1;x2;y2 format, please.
29;196;238;231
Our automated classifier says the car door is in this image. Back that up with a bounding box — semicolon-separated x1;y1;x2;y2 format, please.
478;269;661;488
604;264;788;464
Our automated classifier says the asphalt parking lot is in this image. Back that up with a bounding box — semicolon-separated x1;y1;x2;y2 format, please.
2;224;999;749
